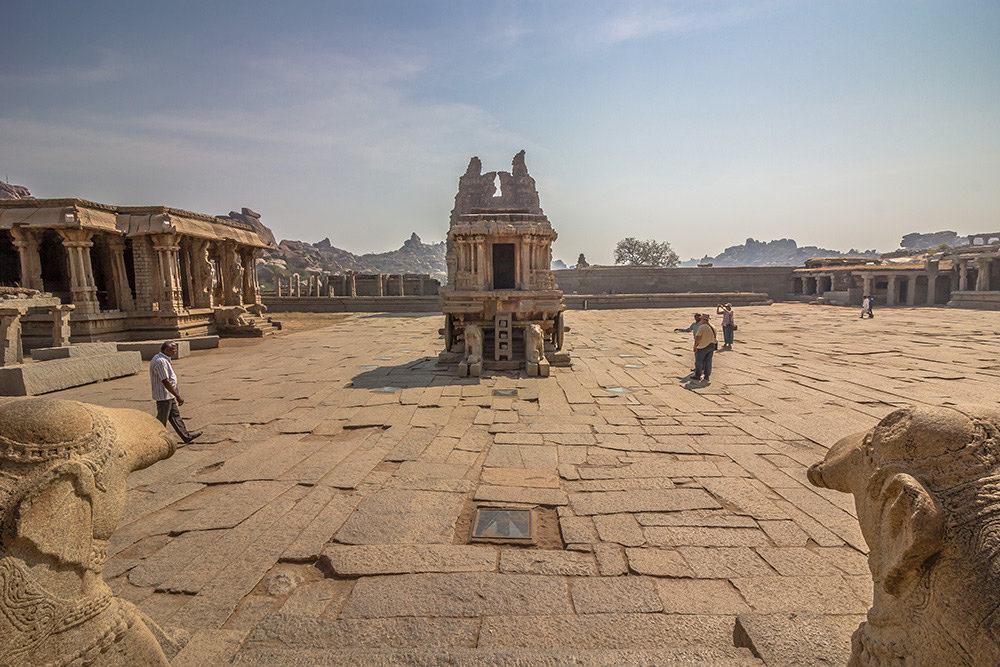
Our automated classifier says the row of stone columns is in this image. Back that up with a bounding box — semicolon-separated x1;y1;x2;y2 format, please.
7;225;260;315
274;273;430;297
958;258;994;292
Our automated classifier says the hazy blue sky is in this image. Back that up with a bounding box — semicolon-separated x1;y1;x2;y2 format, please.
2;1;998;263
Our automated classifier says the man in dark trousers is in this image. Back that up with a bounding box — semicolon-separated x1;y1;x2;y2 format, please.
150;341;201;444
692;314;718;383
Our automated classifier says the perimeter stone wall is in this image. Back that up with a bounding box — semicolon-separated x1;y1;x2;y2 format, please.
554;266;795;301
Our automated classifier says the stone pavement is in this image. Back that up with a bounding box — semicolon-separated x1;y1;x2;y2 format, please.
50;304;1000;665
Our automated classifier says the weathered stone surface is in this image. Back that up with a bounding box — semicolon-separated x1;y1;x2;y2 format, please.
593;513;645;546
593;543;628;576
735;612;864;666
569;488;720;515
32;341;120;360
731;576;867;614
624;548;692;577
243;612;479;649
0;351;141;395
322;544;498;576
478;613;736;649
807;405;1000;664
481;467;560;488
656;579;750;615
644;526;771;548
474;485;568;506
570;577;663;614
233;646;763;665
0;398;177;664
340;573;572;618
499;549;597;576
334;489;465;544
281;580;352;617
559;516;598;544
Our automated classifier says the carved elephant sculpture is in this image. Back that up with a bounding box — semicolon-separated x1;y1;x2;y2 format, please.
0;398;182;666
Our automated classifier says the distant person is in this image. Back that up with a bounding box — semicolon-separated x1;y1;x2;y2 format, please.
675;313;701;374
717;303;735;348
692;314;718;383
860;295;874;319
150;341;201;444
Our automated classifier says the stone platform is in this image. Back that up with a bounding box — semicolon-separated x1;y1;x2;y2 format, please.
0;349;141;395
117;339;191;360
564;292;771;309
46;303;1000;664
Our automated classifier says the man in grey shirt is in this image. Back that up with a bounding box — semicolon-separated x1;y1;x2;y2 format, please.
674;313;701;375
150;341;201;444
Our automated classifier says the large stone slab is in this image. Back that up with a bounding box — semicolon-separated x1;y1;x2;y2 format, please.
0;351;141;395
321;544;498;576
339;573;573;618
31;341;119;360
242;613;480;650
334;489;466;544
117;339;191;360
569;488;720;515
734;612;864;666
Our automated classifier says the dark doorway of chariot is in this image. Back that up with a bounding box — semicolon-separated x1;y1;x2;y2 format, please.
492;243;515;290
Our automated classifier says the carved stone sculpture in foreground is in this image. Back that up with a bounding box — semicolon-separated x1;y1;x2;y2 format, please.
0;398;180;665
808;405;1000;666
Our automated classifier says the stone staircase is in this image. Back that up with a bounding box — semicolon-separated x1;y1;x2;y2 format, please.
219;316;282;338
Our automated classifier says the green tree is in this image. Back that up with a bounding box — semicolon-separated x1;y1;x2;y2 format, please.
613;237;680;267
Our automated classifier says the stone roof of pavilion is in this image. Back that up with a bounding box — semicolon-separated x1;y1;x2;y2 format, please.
0;198;273;249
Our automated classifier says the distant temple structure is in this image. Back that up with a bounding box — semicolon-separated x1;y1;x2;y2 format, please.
440;151;568;376
0;198;275;346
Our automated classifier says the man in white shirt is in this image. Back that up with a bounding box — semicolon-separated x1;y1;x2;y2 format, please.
150;341;201;444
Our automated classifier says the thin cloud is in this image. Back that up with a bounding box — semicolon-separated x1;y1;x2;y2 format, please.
0;48;126;85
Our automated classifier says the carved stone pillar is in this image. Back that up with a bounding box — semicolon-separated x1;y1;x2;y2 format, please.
106;235;135;312
976;258;991;291
150;233;184;312
886;276;897;306
475;237;487;289
906;276;917;306
188;239;214;308
377;274;384;296
321;274;330;297
349;272;357;297
959;262;969;291
8;227;43;291
57;229;100;315
862;274;873;296
49;304;76;347
520;237;532;289
240;247;260;305
398;274;405;296
0;307;25;366
215;241;242;306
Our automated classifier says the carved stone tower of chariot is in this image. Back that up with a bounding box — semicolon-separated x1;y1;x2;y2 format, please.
440;151;568;376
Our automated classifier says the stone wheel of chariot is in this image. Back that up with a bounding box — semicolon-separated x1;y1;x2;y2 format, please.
444;313;456;352
553;312;565;350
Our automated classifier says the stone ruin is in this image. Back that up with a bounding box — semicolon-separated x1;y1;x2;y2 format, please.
440;151;568;377
808;405;1000;665
0;398;183;665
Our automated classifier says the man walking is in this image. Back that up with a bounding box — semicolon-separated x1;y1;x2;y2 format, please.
692;313;718;383
150;341;201;444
